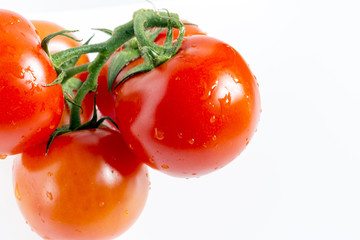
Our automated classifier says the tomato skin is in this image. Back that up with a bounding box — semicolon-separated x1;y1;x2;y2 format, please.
31;20;94;126
115;35;261;178
13;128;149;240
0;10;64;156
96;22;205;121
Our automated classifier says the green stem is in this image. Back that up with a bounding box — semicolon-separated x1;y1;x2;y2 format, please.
69;21;135;130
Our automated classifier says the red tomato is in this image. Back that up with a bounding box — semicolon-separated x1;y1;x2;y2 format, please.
115;35;261;178
96;22;206;121
0;10;64;156
31;20;94;126
13;128;149;240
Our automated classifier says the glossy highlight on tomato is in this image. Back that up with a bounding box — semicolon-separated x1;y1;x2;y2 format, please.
115;35;261;178
0;10;64;156
13;128;149;240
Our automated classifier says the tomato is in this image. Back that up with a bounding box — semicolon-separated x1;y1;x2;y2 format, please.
31;20;94;126
13;128;149;240
0;10;64;156
114;35;261;178
96;22;206;121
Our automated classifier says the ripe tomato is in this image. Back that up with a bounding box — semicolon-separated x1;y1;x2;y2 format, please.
115;35;261;178
0;10;64;156
96;22;206;121
13;128;149;240
31;20;94;126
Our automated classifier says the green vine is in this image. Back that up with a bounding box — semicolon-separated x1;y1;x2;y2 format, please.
42;9;185;152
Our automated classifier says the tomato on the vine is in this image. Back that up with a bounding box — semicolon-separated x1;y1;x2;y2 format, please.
13;128;149;240
31;20;94;126
115;35;261;178
0;10;64;156
96;22;206;121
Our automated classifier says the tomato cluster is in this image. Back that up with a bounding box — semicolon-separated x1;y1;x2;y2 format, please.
1;8;260;240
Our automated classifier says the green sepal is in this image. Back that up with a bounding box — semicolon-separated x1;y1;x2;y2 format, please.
92;28;113;36
75;94;119;130
46;125;72;154
41;30;80;57
62;77;84;113
108;48;141;92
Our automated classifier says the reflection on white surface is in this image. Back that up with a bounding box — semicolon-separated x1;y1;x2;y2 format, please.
1;0;360;239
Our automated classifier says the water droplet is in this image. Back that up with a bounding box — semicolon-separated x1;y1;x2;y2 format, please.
161;164;169;169
210;115;216;123
128;144;134;150
124;210;129;215
149;158;155;163
99;202;105;208
246;138;249;145
46;192;53;200
12;16;20;23
0;155;7;160
15;184;21;200
188;139;195;145
175;76;181;81
177;132;183;139
49;125;55;130
212;135;217;141
154;128;165;140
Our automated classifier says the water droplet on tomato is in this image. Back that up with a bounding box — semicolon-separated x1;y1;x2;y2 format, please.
161;164;169;169
46;192;53;200
15;184;21;200
175;76;181;81
154;128;165;140
124;210;129;215
188;139;195;145
212;135;217;141
99;202;105;208
0;155;7;160
178;132;183;139
149;158;155;163
246;138;249;145
210;115;216;123
49;125;55;130
12;16;20;23
128;144;134;150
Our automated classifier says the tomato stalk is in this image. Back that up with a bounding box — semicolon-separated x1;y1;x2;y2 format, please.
46;9;185;133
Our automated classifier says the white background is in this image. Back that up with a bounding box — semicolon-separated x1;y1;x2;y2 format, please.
1;0;360;239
